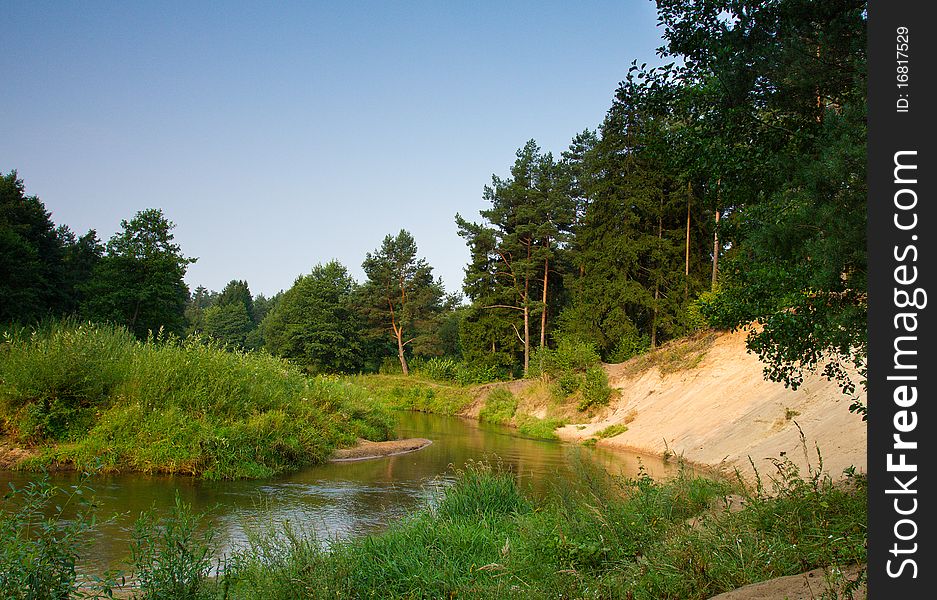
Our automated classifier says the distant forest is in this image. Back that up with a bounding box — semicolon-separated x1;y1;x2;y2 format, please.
1;1;867;412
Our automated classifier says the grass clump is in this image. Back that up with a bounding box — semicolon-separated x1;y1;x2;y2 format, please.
0;320;394;479
130;493;216;599
515;413;565;440
221;455;863;599
596;423;628;438
622;331;718;376
478;388;517;425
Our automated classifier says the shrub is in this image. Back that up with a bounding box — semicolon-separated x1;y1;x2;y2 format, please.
596;423;628;438
515;414;565;440
130;493;215;599
0;320;135;442
579;366;612;411
530;339;601;379
478;388;517;425
0;472;112;599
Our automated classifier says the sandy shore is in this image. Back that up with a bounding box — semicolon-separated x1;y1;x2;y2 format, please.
329;438;432;462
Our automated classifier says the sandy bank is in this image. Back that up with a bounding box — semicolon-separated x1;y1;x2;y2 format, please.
553;329;866;482
330;438;433;462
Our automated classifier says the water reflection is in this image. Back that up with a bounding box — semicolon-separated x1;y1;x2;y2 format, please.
0;412;681;574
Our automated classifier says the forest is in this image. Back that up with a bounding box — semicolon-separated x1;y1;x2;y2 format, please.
1;0;867;416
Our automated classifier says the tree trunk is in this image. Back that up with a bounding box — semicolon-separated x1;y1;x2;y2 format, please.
523;304;530;376
540;256;549;348
652;210;662;348
685;182;692;302
396;327;409;376
712;209;720;290
712;179;721;290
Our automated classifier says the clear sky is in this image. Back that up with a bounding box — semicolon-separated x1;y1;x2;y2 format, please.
2;1;664;297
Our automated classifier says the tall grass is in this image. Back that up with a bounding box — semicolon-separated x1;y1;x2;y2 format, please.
0;320;394;479
348;374;474;415
478;388;517;425
215;456;865;599
0;456;866;599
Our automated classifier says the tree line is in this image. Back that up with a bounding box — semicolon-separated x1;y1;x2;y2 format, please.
2;0;867;409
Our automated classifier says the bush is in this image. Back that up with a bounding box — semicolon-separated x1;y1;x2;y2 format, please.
529;339;601;379
515;414;565;440
0;320;135;442
0;472;112;599
579;366;612;411
130;493;215;599
478;388;517;425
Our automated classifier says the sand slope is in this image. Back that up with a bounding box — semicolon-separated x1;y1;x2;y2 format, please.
555;329;866;482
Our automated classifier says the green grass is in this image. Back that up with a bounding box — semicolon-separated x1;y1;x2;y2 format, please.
0;320;393;479
478;388;518;425
2;455;867;599
347;374;474;415
213;456;865;599
622;331;718;376
596;423;628;438
515;413;565;440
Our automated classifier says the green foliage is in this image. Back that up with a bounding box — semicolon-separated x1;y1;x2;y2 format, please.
409;356;507;386
350;375;472;416
361;230;446;375
130;493;215;599
81;208;195;339
0;320;394;478
1;171;102;323
0;472;112;599
596;423;628;438
478;388;517;426
653;0;868;413
411;356;458;381
529;338;601;379
526;339;613;412
0;319;135;442
211;455;865;600
433;461;532;520
515;413;564;440
456;140;577;375
264;261;364;373
202;302;253;350
579;366;612;411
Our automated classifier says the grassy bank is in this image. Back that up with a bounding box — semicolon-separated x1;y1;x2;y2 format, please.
348;374;475;415
0;320;393;479
2;456;866;599
222;459;867;599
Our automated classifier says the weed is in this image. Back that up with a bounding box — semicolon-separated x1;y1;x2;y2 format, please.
515;414;565;440
478;388;518;425
0;320;394;478
0;470;116;599
596;424;628;438
130;492;215;599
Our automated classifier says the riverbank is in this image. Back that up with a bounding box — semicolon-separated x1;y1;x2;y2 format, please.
29;458;862;599
0;321;394;479
353;329;866;484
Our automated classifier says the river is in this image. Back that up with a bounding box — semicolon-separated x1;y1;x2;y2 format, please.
0;412;681;575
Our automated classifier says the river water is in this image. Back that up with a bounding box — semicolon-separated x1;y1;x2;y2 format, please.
0;412;680;574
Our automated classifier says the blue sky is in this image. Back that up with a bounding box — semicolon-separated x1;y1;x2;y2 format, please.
2;1;664;297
